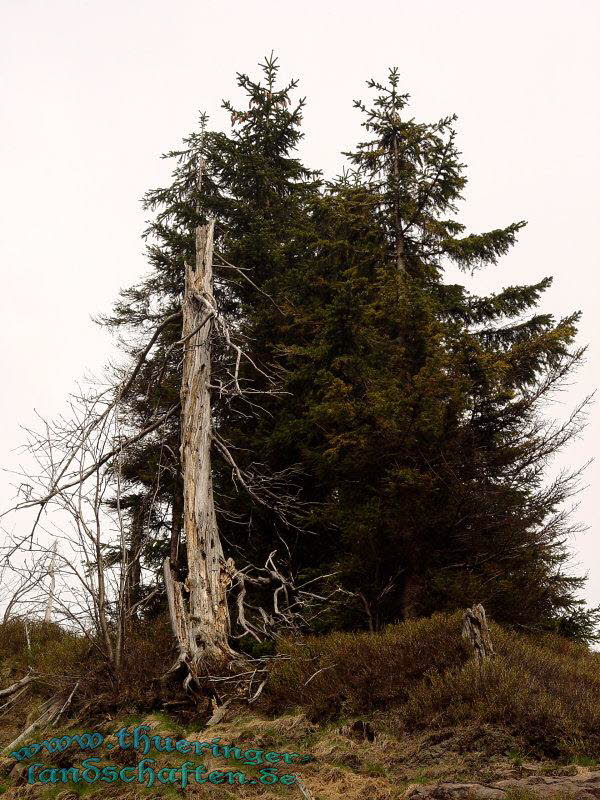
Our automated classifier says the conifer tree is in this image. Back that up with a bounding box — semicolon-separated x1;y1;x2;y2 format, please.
264;70;594;637
103;61;596;647
101;56;321;654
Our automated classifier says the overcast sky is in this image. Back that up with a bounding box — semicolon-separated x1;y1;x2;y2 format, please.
1;0;599;608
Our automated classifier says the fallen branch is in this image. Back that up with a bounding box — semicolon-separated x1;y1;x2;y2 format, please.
54;681;80;724
0;671;35;700
0;686;29;715
295;773;315;800
4;698;62;754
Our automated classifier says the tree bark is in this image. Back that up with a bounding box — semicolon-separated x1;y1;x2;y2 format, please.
165;220;235;683
170;472;183;569
462;603;495;662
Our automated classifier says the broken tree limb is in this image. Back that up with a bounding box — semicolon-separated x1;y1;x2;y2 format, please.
163;556;191;659
206;697;233;727
0;671;35;700
3;698;62;755
462;603;495;662
53;681;80;724
0;685;29;714
3;679;79;755
295;773;315;800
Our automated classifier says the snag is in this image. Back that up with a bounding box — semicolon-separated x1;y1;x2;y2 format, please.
462;603;495;663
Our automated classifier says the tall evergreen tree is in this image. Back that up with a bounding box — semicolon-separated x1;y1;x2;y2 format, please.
103;61;595;645
102;56;321;638
256;70;594;637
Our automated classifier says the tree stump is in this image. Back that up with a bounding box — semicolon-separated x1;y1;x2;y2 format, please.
462;603;495;662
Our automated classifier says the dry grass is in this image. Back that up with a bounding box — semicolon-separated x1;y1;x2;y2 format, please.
3;610;600;782
0;616;177;730
267;613;600;758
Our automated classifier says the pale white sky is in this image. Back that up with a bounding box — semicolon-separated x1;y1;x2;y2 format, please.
1;0;599;608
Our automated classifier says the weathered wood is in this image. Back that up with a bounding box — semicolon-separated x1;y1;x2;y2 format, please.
0;672;34;700
165;220;236;681
206;697;232;727
295;773;316;800
183;220;235;667
163;556;191;657
4;698;62;755
462;603;495;662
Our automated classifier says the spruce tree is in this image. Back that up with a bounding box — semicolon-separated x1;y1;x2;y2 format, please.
262;70;594;638
101;56;321;640
102;61;595;645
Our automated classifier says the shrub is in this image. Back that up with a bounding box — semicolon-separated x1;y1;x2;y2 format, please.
268;612;468;718
267;612;600;758
0;616;177;721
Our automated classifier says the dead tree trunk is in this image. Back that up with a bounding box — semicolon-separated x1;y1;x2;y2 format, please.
164;220;236;686
462;603;495;663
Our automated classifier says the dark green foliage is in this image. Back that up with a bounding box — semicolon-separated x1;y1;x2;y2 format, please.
254;69;593;637
101;59;595;643
0;618;177;720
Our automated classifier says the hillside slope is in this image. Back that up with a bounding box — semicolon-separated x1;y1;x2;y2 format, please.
1;613;600;799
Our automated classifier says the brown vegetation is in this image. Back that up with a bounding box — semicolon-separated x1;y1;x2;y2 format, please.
268;612;600;759
2;613;600;800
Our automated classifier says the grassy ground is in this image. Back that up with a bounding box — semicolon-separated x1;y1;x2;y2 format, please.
1;613;600;799
268;612;600;759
